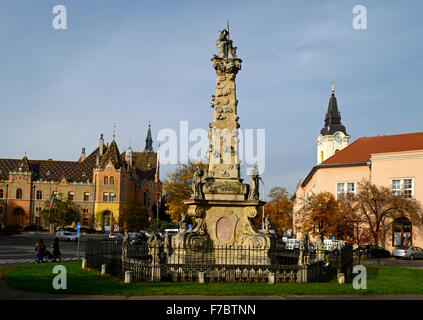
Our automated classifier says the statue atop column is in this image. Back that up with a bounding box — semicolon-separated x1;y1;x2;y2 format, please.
248;165;260;200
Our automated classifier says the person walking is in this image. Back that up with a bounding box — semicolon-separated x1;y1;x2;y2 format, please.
34;238;46;263
51;237;61;262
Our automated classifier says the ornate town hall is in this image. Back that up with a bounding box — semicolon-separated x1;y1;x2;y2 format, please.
0;126;161;232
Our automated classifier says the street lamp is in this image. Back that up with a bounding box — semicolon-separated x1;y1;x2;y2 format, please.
259;177;265;231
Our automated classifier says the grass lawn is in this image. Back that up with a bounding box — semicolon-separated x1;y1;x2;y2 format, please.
1;261;423;296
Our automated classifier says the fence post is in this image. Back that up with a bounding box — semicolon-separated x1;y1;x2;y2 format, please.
198;271;205;284
101;264;107;275
268;272;276;284
125;271;133;284
82;258;87;269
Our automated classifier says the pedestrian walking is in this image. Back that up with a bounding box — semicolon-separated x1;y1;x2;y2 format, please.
34;238;46;263
51;237;61;262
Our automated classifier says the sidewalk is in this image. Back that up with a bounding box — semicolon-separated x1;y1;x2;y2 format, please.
2;279;423;300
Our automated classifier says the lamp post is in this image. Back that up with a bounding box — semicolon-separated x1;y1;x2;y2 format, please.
156;193;160;233
259;178;265;231
4;184;8;227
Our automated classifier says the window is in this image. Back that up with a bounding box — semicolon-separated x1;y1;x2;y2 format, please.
36;190;42;200
321;151;324;163
84;192;89;201
82;208;89;215
110;177;114;185
393;217;412;246
104;177;108;185
16;188;23;199
392;178;414;199
103;193;109;202
0;189;3;198
336;182;355;199
109;193;115;202
35;207;42;214
82;217;89;227
68;192;74;200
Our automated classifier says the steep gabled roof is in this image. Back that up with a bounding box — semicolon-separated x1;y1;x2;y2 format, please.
99;140;125;169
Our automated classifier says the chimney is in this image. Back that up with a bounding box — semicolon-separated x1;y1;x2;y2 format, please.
99;134;104;156
80;147;86;161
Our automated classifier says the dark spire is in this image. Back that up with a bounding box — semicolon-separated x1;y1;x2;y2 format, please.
144;121;154;152
320;81;347;136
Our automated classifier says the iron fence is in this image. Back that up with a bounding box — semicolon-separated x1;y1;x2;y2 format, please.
84;238;353;283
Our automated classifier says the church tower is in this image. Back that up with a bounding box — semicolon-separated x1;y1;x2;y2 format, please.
316;82;350;164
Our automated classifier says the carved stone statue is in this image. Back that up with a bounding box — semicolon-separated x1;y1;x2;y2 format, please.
190;207;207;234
163;231;172;257
148;232;163;263
122;230;129;257
191;167;205;199
263;215;271;234
247;165;260;200
178;213;189;233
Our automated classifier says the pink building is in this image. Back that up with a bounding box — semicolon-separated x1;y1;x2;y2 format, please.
293;88;423;250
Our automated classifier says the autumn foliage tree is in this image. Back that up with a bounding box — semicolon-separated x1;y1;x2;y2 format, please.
261;186;293;234
40;194;81;228
119;192;148;232
339;179;422;247
162;162;208;223
296;192;342;239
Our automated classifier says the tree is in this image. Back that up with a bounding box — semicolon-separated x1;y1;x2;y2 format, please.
260;186;293;234
162;162;207;223
340;179;422;247
119;192;148;232
41;194;81;228
296;192;342;239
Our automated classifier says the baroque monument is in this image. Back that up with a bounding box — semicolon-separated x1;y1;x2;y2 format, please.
171;28;275;265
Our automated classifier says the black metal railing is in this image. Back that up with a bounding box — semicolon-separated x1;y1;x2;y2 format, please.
84;238;353;283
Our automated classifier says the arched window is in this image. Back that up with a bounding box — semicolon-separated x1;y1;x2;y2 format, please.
104;177;108;185
110;176;114;185
16;188;23;199
335;149;340;154
393;217;412;247
0;189;3;198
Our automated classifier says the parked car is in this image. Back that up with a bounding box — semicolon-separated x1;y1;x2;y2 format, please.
355;245;390;258
324;240;345;253
109;233;124;240
392;246;423;260
55;230;78;242
129;232;148;244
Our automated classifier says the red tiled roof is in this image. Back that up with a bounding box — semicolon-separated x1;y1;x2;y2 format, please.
322;132;423;165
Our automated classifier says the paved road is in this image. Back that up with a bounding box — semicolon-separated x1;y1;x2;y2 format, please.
359;256;423;269
0;233;100;267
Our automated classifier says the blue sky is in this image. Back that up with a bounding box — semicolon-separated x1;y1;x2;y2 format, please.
1;1;423;196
